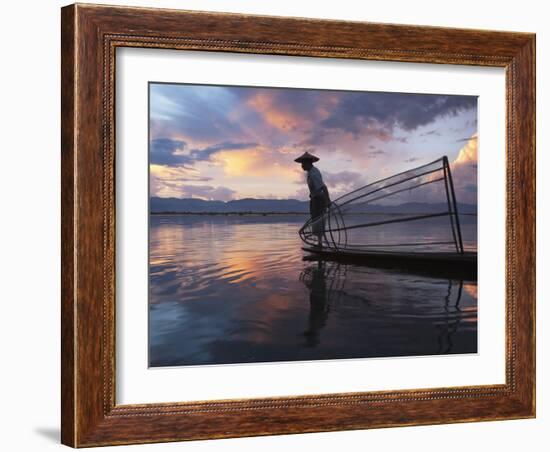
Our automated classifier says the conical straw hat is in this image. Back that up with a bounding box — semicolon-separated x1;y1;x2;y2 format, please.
294;151;320;163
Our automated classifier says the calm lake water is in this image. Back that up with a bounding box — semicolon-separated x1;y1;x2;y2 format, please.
149;214;477;367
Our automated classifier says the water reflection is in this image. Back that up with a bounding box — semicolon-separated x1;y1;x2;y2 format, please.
437;280;463;354
149;215;477;367
301;262;330;347
298;260;471;354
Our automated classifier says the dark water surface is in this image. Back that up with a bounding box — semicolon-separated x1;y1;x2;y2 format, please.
149;214;477;367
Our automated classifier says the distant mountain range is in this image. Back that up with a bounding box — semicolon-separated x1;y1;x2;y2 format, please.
150;197;477;214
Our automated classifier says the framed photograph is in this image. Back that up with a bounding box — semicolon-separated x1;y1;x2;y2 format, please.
61;3;535;447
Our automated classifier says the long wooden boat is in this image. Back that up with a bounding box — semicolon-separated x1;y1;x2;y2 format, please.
302;247;477;280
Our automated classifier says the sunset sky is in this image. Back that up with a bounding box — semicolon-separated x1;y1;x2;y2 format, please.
149;83;478;204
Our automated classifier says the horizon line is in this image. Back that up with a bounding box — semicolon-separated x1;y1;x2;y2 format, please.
151;196;477;205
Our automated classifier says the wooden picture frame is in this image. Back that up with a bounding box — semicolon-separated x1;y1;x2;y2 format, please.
61;3;535;447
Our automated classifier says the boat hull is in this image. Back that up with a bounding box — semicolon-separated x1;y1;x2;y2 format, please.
302;247;477;281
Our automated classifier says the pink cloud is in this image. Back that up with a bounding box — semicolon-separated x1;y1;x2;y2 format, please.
450;134;478;205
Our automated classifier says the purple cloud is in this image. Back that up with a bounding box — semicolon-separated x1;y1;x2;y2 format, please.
320;92;477;136
150;138;189;166
151;138;258;166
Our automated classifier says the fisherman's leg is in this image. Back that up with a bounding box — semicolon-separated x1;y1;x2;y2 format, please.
316;203;328;249
314;223;324;249
316;232;323;249
310;197;323;249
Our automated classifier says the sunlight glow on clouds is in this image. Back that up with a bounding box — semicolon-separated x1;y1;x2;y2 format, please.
149;83;478;204
450;134;478;204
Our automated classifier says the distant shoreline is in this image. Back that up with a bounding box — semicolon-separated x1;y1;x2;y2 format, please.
150;211;478;216
150;211;308;216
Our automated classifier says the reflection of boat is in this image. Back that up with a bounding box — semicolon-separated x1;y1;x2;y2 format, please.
302;247;477;280
298;261;470;350
437;280;465;354
299;262;331;347
299;261;348;306
299;156;477;279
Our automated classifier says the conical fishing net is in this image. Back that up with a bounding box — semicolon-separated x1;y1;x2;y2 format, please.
299;157;465;254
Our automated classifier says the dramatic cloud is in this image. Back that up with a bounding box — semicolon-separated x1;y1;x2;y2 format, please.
450;134;478;204
322;170;366;198
150;138;189;166
150;138;258;166
150;84;249;142
187;141;258;163
246;89;337;132
149;83;478;202
150;168;237;200
320;92;476;137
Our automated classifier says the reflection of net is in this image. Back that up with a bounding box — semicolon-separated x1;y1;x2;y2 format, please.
299;156;465;254
299;262;348;306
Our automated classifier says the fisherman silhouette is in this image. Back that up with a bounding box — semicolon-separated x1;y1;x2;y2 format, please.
294;152;331;249
301;261;330;347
